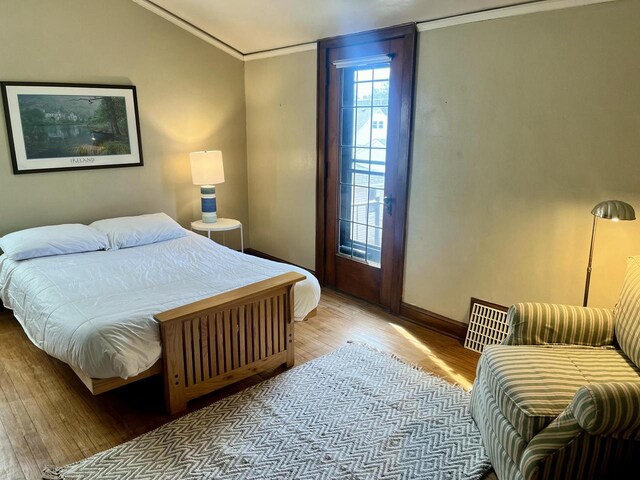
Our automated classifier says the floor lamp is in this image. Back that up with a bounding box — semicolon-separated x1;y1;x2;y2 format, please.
583;200;636;306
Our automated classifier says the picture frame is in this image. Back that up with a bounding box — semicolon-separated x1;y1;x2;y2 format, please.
0;82;143;174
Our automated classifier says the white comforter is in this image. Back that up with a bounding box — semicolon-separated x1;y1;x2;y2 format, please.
0;231;320;379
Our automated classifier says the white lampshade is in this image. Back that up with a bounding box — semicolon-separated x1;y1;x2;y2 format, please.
190;150;225;185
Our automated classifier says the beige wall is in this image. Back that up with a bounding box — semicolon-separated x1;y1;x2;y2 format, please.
245;0;640;321
405;0;640;321
245;51;317;269
0;0;248;247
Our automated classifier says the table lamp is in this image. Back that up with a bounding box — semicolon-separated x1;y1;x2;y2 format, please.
190;150;225;223
583;200;635;306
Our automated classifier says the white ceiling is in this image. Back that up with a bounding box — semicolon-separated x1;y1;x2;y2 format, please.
147;0;538;54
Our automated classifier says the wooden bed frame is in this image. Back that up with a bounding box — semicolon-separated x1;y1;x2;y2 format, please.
72;272;313;414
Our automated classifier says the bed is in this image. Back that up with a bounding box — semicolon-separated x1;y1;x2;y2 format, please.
0;229;320;413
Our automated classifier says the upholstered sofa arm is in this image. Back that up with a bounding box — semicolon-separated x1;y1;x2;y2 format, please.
520;406;583;479
572;382;640;438
502;303;615;347
521;383;640;479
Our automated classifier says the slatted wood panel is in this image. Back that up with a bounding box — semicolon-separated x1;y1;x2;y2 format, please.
156;274;303;414
178;295;290;391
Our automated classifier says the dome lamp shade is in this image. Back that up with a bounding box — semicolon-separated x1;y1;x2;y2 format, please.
591;200;636;221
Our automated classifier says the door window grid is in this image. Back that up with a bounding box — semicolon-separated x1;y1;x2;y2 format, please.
338;64;390;267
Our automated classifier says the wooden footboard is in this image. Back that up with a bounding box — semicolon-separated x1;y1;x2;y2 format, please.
154;272;305;414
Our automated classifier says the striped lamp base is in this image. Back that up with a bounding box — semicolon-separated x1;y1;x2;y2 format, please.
200;185;218;223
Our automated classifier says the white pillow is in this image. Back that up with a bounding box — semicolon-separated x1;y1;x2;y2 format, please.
90;213;186;250
0;224;110;261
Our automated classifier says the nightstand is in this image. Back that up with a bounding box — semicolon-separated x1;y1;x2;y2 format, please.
191;218;244;252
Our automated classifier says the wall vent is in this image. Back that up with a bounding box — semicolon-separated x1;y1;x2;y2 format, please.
464;298;509;353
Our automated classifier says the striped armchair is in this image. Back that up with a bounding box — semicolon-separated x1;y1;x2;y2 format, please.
470;257;640;479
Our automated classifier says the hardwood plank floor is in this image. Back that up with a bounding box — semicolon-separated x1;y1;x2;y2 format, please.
0;288;480;480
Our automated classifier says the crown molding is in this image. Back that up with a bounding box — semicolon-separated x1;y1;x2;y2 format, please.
132;0;244;61
134;0;617;62
244;43;317;61
417;0;616;32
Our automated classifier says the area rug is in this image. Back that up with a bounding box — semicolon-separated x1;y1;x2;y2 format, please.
43;343;491;479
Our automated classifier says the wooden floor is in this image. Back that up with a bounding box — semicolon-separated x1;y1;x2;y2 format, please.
0;288;480;480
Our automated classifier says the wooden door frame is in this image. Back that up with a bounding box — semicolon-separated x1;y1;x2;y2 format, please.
315;23;417;314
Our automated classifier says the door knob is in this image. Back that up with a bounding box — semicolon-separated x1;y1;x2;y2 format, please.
383;194;395;215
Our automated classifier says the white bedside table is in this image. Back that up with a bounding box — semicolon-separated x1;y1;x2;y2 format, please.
191;218;244;252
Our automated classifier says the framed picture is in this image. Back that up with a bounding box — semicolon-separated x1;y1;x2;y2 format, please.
0;82;143;174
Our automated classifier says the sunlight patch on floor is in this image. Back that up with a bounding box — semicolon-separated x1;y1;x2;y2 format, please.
390;323;473;390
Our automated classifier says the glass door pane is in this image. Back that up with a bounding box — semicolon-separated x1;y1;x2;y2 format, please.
337;64;390;268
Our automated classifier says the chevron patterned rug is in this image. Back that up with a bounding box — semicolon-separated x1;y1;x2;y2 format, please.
43;343;490;480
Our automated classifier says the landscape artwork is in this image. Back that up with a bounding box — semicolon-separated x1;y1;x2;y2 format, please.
1;83;143;174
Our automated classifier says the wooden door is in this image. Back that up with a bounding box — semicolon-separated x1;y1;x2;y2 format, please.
317;25;416;312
